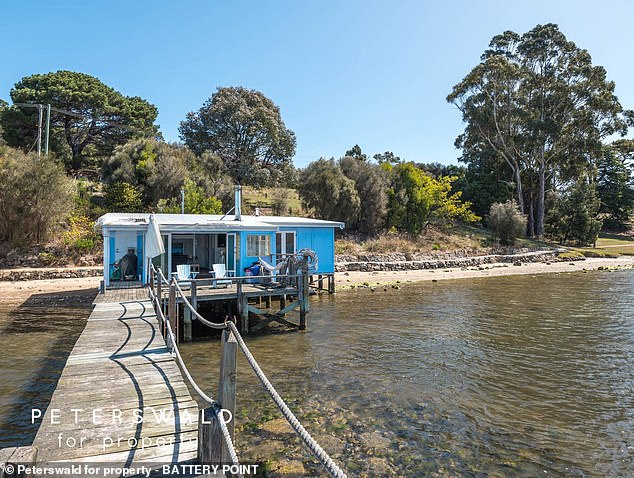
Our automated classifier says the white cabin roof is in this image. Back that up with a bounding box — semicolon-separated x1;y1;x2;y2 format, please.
96;213;344;232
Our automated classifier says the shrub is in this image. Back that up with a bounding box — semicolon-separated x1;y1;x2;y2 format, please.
0;146;74;244
487;201;526;246
104;181;142;212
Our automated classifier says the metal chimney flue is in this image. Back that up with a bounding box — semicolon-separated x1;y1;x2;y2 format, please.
234;185;242;221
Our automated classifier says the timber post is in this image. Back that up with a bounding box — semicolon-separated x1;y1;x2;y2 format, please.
149;258;154;291
197;407;222;465
157;269;163;317
218;328;237;463
237;279;249;334
299;259;309;330
0;446;38;478
328;274;336;294
168;279;177;344
318;274;324;292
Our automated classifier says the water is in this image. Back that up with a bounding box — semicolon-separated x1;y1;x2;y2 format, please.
1;271;633;476
181;270;634;476
0;296;90;448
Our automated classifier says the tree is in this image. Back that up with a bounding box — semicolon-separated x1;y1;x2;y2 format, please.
157;179;223;214
298;158;360;224
448;24;629;237
179;87;296;187
386;162;479;235
373;151;401;165
102;139;190;207
487;201;527;246
1;71;158;171
0;99;7;146
0;146;74;244
545;178;602;245
596;140;634;229
103;182;142;213
344;144;367;161
339;156;388;234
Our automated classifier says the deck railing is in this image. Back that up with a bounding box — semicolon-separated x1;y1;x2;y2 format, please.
148;264;347;478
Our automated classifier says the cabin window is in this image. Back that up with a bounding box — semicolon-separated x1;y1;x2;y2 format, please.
247;234;271;256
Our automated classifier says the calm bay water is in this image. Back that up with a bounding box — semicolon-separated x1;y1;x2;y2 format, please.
1;271;633;476
0;299;88;448
182;270;634;476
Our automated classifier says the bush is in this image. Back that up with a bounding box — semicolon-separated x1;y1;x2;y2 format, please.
487;201;526;246
157;179;222;214
104;181;142;212
0;146;74;244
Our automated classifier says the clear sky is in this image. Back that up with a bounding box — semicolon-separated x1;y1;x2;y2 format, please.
1;0;633;167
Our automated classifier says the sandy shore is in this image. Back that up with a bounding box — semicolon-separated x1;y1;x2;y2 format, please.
335;256;634;289
1;257;633;304
0;276;101;305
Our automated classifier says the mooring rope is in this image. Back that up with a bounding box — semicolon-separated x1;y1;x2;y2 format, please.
227;321;347;478
149;265;347;478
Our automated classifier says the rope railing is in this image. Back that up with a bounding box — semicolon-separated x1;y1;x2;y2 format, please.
147;264;347;478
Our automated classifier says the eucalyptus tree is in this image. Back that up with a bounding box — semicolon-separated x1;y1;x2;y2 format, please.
448;23;629;237
179;87;296;187
2;71;158;171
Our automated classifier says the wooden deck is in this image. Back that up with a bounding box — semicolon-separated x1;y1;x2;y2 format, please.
33;290;199;466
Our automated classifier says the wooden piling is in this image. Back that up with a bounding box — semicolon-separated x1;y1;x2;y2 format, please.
218;329;237;463
197;407;222;465
237;279;249;334
299;261;309;330
168;281;177;344
318;274;324;292
0;446;38;478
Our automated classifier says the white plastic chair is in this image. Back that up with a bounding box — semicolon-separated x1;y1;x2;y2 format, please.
212;263;233;288
175;264;192;288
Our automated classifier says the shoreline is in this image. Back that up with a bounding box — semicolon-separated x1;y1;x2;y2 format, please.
1;257;633;305
334;256;634;290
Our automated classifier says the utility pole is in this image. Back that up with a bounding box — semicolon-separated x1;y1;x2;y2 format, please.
45;104;51;156
36;104;43;157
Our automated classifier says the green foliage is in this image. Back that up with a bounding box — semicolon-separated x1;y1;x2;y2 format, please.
104;181;143;212
386;162;479;235
62;214;99;251
487;201;527;246
597;140;634;229
448;23;630;237
557;250;585;260
179;86;296;187
454;158;514;219
271;188;292;215
0;145;74;244
339;156;388;234
1;71;158;171
546;179;602;246
103;138;191;207
344;144;367;161
299;158;360;224
157;179;223;214
373;151;401;165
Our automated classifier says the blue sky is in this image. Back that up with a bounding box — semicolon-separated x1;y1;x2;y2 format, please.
1;0;633;167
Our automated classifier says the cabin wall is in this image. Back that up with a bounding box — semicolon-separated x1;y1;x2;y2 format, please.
282;227;336;273
239;230;276;274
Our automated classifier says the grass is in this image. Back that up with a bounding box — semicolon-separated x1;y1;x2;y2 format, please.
334;224;555;256
241;186;303;216
572;232;634;257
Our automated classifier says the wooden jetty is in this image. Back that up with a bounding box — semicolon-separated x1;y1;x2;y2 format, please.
1;267;347;478
30;289;200;466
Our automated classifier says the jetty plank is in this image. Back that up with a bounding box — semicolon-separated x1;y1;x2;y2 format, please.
33;289;201;468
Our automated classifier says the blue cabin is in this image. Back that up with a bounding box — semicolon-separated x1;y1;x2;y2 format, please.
96;210;344;287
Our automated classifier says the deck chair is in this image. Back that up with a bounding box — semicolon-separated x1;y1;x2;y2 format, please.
212;263;233;288
175;264;192;288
